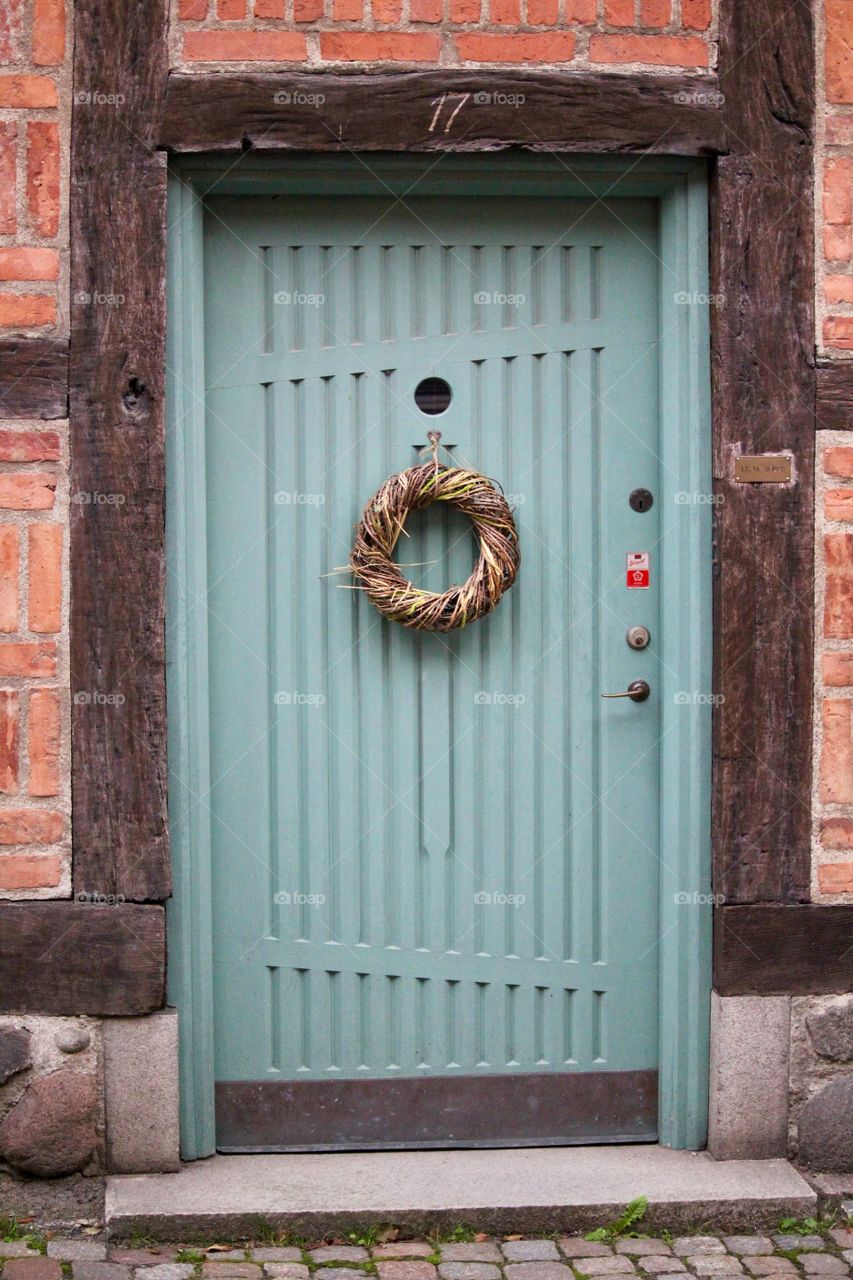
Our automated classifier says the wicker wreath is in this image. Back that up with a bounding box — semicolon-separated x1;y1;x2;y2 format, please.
350;460;520;631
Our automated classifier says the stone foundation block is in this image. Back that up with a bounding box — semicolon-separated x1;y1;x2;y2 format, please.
103;1008;180;1173
707;993;790;1160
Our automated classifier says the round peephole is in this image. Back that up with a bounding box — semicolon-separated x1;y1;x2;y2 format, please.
414;376;452;416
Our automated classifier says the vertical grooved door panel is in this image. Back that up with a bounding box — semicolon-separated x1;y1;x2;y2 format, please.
203;194;662;1146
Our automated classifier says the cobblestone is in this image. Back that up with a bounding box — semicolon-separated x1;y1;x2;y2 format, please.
133;1265;194;1280
373;1246;435;1260
375;1264;437;1280
0;1246;43;1260
47;1243;108;1262
309;1250;367;1265
108;1253;179;1268
53;1227;852;1280
800;1261;848;1276
502;1243;560;1263
440;1248;502;1264
201;1266;259;1279
674;1243;728;1260
3;1261;63;1280
559;1243;615;1259
617;1244;672;1258
691;1260;744;1275
69;1265;130;1280
775;1243;827;1255
503;1267;573;1280
438;1265;502;1280
576;1259;636;1275
310;1271;367;1280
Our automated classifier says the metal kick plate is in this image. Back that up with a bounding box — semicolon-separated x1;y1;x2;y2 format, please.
734;455;792;483
215;1070;659;1151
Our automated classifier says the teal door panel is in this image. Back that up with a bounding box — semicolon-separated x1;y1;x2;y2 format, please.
202;192;665;1140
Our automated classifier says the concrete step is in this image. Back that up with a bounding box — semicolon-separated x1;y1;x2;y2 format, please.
105;1146;817;1239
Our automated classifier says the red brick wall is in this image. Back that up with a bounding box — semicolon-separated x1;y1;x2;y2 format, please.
823;2;853;352
0;3;68;896
172;0;714;68
816;443;853;900
818;3;853;903
0;0;66;334
0;424;67;896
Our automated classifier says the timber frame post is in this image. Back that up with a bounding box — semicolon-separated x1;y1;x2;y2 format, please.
1;0;851;1021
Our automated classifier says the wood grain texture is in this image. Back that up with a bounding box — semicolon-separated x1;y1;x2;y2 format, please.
817;361;853;431
161;70;726;155
0;902;165;1014
712;0;815;903
0;338;68;419
714;906;853;995
69;0;171;900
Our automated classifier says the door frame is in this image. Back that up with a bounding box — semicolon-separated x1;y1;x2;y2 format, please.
165;153;713;1158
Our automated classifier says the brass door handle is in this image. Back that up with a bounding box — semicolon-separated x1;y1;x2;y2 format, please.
601;680;650;703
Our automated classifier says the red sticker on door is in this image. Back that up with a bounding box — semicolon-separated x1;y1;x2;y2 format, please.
626;552;650;589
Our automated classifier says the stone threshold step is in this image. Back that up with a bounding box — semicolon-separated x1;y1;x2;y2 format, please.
105;1146;817;1240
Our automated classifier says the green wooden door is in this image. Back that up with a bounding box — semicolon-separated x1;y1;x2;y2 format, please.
201;191;666;1150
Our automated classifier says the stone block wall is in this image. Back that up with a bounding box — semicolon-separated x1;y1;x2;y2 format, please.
790;996;853;1174
0;1017;101;1178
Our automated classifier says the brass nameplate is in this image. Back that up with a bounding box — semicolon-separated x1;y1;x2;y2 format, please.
734;455;792;484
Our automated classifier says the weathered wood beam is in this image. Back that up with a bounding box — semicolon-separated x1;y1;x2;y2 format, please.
714;905;853;995
711;0;815;902
69;0;171;900
161;69;727;155
0;903;165;1014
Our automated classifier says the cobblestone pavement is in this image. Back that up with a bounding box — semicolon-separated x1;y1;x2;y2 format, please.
3;1226;853;1280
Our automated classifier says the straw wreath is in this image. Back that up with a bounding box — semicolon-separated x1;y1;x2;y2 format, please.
349;459;521;631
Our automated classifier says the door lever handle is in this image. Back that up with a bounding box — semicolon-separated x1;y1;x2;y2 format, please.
601;680;650;703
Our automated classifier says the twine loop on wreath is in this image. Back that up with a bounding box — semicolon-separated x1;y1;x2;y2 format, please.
349;443;520;632
424;428;442;474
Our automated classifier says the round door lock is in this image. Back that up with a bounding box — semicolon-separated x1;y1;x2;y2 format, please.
629;488;654;513
626;625;651;651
